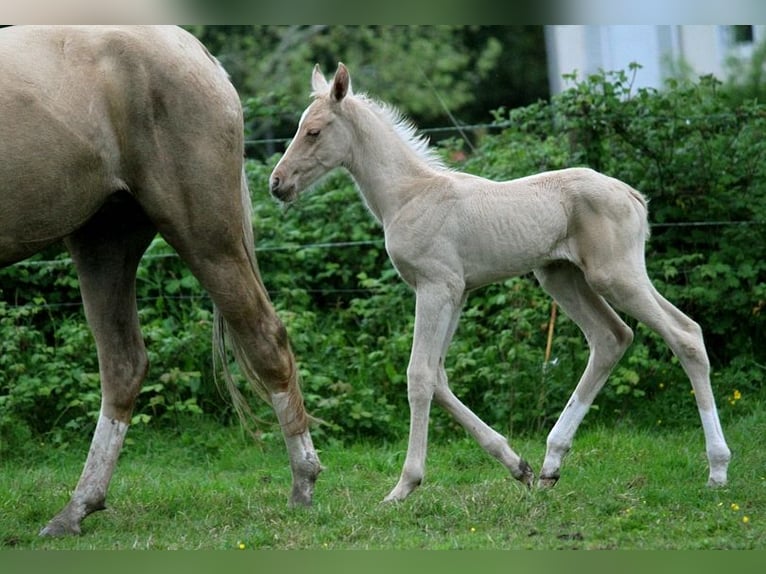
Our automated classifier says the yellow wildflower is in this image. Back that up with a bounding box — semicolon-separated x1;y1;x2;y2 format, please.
731;503;740;511
733;389;742;400
743;516;750;524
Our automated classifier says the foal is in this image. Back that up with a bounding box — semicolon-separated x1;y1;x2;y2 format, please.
270;63;731;501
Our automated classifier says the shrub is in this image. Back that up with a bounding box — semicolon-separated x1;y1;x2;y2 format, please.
2;65;765;450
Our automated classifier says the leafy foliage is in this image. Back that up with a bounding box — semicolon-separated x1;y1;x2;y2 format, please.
2;64;765;453
184;26;548;159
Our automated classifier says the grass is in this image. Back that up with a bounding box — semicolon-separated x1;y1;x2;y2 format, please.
1;407;764;550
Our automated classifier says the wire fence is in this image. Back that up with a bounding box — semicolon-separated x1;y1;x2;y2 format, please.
2;218;765;314
243;120;517;151
5;218;765;271
243;106;759;152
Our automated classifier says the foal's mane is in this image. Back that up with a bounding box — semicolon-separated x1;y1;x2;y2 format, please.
362;95;448;170
314;88;447;170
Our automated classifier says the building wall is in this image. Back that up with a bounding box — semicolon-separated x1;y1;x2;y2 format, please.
545;25;763;94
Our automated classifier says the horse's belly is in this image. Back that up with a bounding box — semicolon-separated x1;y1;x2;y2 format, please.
0;124;117;265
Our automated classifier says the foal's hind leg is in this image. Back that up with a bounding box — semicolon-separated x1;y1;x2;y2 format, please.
534;262;634;487
40;198;155;536
590;266;731;486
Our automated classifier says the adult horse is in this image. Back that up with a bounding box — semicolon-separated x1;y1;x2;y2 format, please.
270;63;731;501
0;25;321;536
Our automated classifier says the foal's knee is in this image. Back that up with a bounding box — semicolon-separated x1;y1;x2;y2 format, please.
406;363;437;406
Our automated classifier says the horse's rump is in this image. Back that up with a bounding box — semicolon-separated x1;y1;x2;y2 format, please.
0;25;242;265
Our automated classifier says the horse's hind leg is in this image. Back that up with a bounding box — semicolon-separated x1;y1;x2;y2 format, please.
589;264;731;486
187;251;321;505
40;196;156;536
161;206;321;507
534;262;635;487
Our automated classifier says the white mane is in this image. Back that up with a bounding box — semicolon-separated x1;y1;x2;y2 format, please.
360;95;448;170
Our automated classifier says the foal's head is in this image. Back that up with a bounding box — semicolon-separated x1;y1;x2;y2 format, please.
270;63;354;203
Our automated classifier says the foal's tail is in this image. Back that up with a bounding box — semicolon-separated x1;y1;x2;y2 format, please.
211;167;309;437
626;182;651;241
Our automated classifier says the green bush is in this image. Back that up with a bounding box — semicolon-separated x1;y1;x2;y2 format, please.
2;65;765;451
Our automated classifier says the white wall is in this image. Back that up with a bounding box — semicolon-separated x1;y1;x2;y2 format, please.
545;25;763;94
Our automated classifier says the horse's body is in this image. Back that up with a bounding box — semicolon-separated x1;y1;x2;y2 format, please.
270;63;731;501
0;25;321;536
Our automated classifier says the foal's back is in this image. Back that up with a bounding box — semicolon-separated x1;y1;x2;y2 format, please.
390;166;649;290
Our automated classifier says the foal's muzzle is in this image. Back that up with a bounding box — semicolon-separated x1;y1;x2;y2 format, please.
269;173;295;203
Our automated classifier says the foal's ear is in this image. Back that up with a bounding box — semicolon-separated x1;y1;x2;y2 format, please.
331;62;351;102
311;64;329;94
311;64;330;94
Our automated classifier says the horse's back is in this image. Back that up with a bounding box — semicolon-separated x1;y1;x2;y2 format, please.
0;26;243;266
0;25;239;162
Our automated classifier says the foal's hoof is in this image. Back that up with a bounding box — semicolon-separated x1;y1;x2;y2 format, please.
513;459;535;487
706;476;728;488
537;475;559;489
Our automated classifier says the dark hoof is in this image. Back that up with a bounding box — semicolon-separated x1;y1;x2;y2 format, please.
289;462;323;507
514;459;535;487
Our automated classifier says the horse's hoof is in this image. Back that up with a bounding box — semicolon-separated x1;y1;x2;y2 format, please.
39;518;81;538
514;458;535;488
537;475;559;489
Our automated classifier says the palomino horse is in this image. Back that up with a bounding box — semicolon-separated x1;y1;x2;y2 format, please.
0;26;321;536
270;63;731;501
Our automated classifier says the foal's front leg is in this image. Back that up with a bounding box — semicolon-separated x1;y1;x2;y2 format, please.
383;284;460;502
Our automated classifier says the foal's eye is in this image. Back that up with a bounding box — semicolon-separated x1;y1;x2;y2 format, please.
306;128;321;138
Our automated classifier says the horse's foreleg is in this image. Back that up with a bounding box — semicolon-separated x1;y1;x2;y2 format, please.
430;293;533;486
40;204;153;536
383;284;462;503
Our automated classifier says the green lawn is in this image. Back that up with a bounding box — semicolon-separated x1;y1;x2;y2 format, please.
1;407;764;550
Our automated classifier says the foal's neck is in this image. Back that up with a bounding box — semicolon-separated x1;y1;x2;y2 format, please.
345;100;440;224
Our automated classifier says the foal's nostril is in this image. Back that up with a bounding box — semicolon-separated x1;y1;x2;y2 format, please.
270;176;281;192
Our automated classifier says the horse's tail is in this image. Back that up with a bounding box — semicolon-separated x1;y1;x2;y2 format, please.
211;167;309;437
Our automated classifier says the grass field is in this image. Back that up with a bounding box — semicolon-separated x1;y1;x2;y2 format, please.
1;406;764;550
